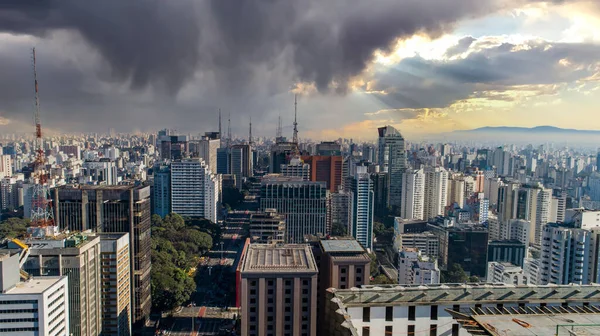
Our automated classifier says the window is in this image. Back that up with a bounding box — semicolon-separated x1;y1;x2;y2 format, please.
356;276;362;282
341;268;347;274
303;280;309;286
268;289;273;295
267;316;273;322
452;324;459;336
362;327;370;336
430;325;437;336
267;307;273;313
385;326;393;335
386;306;393;321
357;268;362;274
431;305;438;320
408;306;415;321
363;307;370;322
250;298;256;304
453;304;460;312
408;325;415;336
250;289;256;295
562;302;569;308
341;277;346;282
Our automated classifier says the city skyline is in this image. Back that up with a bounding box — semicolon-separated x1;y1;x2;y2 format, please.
0;1;599;140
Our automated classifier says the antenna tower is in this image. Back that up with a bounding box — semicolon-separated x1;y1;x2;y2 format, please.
218;109;222;146
292;94;300;156
227;113;231;148
276;115;282;141
249;116;254;146
30;48;54;229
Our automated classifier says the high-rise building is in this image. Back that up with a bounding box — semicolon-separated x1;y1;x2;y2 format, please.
231;144;254;184
281;157;310;181
0;252;70;336
348;165;374;250
487;240;526;268
400;169;424;220
431;223;489;277
249;209;286;244
539;223;600;285
198;132;220;174
300;155;343;193
316;141;341;156
515;184;551;245
59;145;81;160
152;164;171;217
230;146;244;190
53;185;152;327
260;175;328;243
446;174;465;207
171;159;219;222
240;244;318;336
377;126;406;211
82;159;118;185
270;142;296;174
0;176;22;210
397;247;440;285
159;134;188;160
99;233;132;336
549;189;567;223
507;219;531;245
217;147;230;174
328;188;353;236
23;234;102;336
371;172;388;219
0;154;12;179
423;167;448;220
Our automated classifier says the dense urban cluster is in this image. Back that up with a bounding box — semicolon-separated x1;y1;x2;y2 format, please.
2;121;600;336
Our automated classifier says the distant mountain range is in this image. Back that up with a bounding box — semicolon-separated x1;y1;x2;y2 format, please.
455;126;600;134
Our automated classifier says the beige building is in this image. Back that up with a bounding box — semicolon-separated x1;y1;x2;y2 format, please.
240;244;318;336
99;233;131;336
249;209;286;244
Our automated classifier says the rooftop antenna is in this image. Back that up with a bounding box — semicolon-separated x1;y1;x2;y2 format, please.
292;94;300;156
249;116;254;146
276;114;282;141
218;109;222;146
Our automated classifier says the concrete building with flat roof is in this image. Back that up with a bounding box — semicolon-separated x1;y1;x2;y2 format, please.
21;234;101;336
52;185;152;326
322;283;600;336
240;244;318;336
249;209;286;244
0;252;69;336
99;233;131;336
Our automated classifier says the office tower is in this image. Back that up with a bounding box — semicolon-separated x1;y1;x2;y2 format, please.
23;234;102;336
270;142;297;173
539;223;600;285
507;219;531;245
328;188;353;236
496;181;519;224
82;159;118;185
1;176;22;210
59;145;81;160
198;132;220;174
300;155;343;193
377;126;407;211
260;175;328;243
514;184;551;245
397;247;440;285
159;134;188;160
99;233;132;336
474;170;485;193
400;169;424;220
587;174;600;201
371;172;388;219
53;185;152;327
487;240;526;267
0;154;12;179
217;147;230;174
171;159;219;222
240;244;318;336
316;141;342;156
549;189;567;223
491;147;510;175
152;164;171;217
486;262;528;285
281;157;310;181
249;209;286;244
446;174;465;207
484;177;501;207
348;165;374;250
431;223;489;277
423;167;448;220
0;252;69;336
230;146;244;190
232;143;254;179
362;145;375;163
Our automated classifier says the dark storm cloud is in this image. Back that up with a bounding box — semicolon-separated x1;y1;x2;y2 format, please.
444;36;477;58
367;39;600;109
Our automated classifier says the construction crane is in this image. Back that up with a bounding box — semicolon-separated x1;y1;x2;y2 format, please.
29;48;54;230
11;238;31;280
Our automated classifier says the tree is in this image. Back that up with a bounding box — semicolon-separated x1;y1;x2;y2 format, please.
331;222;347;236
222;187;244;209
0;217;30;239
440;263;468;283
372;274;395;285
373;221;385;237
468;275;480;283
151;264;195;312
162;213;185;231
151;214;163;227
369;253;378;275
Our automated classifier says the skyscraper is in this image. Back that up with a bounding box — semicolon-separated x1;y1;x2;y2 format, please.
171;158;219;222
349;165;374;250
53;185;152;327
377;126;407;212
400;169;425;220
300;155;343;193
281;157;310;181
152;164;171;217
260;175;328;243
328;188;353;236
423;166;448;220
198;132;220;174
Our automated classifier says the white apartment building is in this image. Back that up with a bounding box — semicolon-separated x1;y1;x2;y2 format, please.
423;167;448;220
0;155;12;179
507;219;531;246
524;257;541;285
0;252;69;336
171;158;219;222
349;165;374;250
400;169;424;220
486;261;528;285
397;232;439;260
446;174;465;208
280;157;310;181
397;248;440;285
565;208;600;229
199;135;219;174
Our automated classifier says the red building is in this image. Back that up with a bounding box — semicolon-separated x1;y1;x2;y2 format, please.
301;155;343;193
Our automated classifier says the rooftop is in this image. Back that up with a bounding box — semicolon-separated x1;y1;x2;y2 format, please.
3;276;66;295
241;244;318;274
320;239;366;254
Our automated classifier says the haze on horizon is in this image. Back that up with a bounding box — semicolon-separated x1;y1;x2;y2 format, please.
1;0;600;141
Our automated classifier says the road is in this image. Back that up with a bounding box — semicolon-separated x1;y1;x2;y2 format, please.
375;246;399;282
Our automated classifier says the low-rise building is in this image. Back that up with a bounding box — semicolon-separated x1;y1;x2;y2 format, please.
486;261;528;285
397;248;440;285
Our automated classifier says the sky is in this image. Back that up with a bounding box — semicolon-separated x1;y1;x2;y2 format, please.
0;0;599;141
